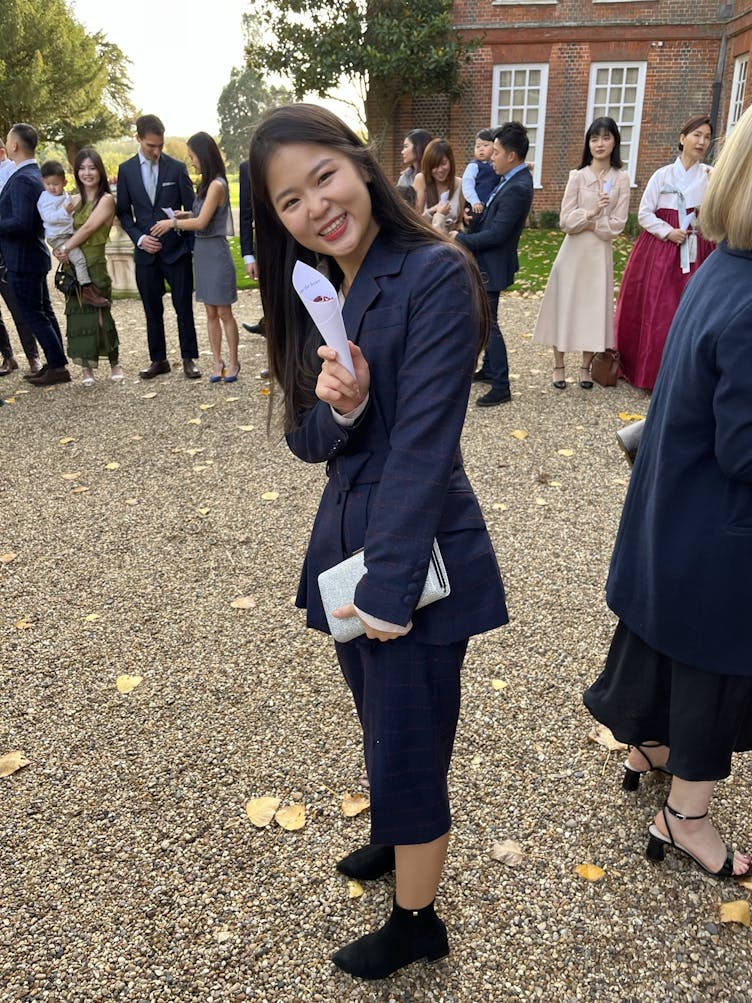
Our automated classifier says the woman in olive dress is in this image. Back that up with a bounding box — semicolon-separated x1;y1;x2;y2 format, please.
54;148;123;385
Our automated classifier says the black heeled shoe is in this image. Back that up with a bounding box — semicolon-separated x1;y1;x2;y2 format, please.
622;743;671;791
579;365;593;389
331;898;448;980
336;844;395;880
646;801;749;879
552;366;566;390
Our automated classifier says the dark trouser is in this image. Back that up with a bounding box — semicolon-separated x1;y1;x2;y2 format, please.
335;634;467;847
479;289;509;395
6;270;66;368
0;258;39;361
135;253;198;361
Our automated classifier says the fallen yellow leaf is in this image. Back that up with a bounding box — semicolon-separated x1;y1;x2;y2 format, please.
141;392;157;400
575;863;605;882
491;678;509;691
193;465;209;472
510;429;529;440
618;412;645;421
131;434;144;441
0;751;30;778
342;793;370;817
260;387;270;396
0;553;16;564
83;613;101;622
116;674;143;694
491;839;525;867
237;425;254;432
535;497;547;506
4;396;16;404
225;396;240;402
197;507;211;516
230;596;255;609
187;418;202;425
185;447;204;457
275;803;306;831
61;472;81;481
348;880;364;899
261;491;279;501
587;723;627;753
15;619;33;630
198;403;216;411
105;462;120;471
246;796;281;827
125;498;138;506
59;436;75;445
557;449;574;457
72;486;90;494
491;503;507;511
720;900;750;927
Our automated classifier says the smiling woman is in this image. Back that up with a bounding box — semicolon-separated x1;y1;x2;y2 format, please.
249;104;508;981
412;138;463;231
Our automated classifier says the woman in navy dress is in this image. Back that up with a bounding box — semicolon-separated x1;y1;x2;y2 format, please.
584;106;752;881
250;104;508;980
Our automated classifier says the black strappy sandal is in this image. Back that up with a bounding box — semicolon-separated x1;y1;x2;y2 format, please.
622;742;671;791
646;801;749;879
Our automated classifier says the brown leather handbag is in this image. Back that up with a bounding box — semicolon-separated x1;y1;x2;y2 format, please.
591;348;621;387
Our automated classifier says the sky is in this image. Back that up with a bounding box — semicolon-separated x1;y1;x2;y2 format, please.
68;0;359;138
69;0;247;135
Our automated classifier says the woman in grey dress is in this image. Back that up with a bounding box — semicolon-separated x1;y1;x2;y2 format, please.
151;132;240;383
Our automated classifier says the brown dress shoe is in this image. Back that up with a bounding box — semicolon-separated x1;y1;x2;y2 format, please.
28;366;71;386
0;356;19;376
81;284;111;308
139;360;171;379
182;359;201;379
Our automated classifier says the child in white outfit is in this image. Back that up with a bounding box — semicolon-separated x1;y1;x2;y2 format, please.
38;161;108;307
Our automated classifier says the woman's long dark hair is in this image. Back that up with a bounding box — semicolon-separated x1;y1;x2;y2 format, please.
249;103;489;432
73;148;110;206
405;128;433;172
187;131;227;199
578;117;623;170
420;138;459;209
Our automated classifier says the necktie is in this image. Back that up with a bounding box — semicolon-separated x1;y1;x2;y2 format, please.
147;161;157;203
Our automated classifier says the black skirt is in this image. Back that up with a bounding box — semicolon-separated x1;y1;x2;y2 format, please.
584;621;752;781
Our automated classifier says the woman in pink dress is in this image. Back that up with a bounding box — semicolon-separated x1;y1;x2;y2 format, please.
614;115;715;390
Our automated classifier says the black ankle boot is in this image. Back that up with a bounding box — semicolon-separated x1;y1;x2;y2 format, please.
331;898;448;980
336;844;395;880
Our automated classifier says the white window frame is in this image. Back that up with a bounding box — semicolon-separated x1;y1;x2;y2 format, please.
727;54;749;134
491;63;549;188
586;61;647;184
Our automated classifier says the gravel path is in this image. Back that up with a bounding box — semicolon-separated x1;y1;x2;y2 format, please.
1;286;751;1003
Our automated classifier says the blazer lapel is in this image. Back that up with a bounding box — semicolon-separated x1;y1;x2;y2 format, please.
341;234;406;343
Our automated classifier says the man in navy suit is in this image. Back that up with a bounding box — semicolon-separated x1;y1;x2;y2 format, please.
454;122;533;406
238;158;265;337
0;124;69;386
116;114;200;379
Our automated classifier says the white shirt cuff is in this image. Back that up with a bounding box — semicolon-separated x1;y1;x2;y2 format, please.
353;604;413;636
243;254;255;264
331;394;369;426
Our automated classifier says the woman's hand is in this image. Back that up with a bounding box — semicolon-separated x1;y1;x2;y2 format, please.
151;219;173;238
435;199;451;216
666;228;688;245
54;247;69;264
315;341;370;414
332;603;405;641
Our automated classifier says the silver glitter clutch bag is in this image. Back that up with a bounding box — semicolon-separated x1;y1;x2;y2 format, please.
318;539;451;643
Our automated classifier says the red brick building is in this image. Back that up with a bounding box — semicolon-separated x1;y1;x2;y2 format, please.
387;1;752;214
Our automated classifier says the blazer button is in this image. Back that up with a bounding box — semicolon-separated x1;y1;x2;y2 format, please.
411;570;423;582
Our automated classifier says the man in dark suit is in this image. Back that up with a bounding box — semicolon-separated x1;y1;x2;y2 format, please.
454;122;534;406
238;158;265;337
116;114;200;379
0;124;69;386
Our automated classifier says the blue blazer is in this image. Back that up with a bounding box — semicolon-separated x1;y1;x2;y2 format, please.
116;153;195;266
0;163;51;274
456;168;533;292
287;234;508;646
607;244;752;676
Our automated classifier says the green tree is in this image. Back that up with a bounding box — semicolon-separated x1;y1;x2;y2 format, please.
217;64;292;170
244;0;478;146
0;0;135;162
